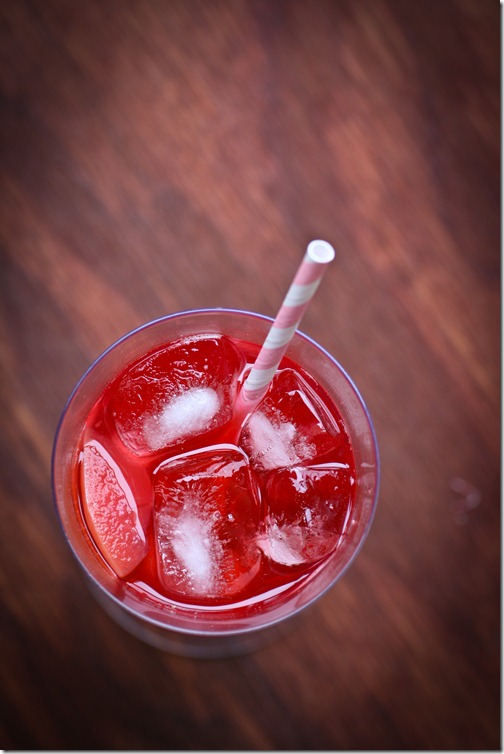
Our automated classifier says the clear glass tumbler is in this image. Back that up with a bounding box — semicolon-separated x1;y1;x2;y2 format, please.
52;309;379;657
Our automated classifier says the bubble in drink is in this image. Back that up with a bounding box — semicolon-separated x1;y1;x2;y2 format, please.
153;444;262;600
258;463;355;566
108;336;245;456
239;368;342;472
80;440;150;577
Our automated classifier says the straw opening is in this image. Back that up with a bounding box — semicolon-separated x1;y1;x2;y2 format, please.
307;240;336;264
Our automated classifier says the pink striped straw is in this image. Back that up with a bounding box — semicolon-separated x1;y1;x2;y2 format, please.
238;239;335;410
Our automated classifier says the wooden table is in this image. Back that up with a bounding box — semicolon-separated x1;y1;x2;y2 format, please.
1;0;499;749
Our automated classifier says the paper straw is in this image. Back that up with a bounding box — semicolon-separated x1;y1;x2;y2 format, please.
238;240;335;409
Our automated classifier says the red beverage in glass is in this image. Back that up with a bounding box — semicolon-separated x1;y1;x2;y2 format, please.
53;310;379;656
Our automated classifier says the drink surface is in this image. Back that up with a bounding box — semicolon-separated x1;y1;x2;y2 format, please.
76;334;356;612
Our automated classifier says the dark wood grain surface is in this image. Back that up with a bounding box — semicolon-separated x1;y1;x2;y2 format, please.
0;0;500;750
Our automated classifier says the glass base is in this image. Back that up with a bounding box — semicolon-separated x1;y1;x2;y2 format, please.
91;583;297;658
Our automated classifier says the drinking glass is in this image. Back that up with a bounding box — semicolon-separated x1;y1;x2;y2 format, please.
52;309;379;657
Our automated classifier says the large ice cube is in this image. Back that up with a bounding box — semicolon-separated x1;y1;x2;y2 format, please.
109;335;245;456
239;368;342;472
258;463;355;566
153;444;261;600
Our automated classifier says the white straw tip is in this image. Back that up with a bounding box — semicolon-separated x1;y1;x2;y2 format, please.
307;240;336;264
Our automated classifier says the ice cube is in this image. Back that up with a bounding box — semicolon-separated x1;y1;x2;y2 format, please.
258;463;354;566
239;368;342;472
153;444;261;600
109;335;245;456
80;440;150;578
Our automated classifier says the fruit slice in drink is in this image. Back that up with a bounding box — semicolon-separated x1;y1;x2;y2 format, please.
80;440;150;578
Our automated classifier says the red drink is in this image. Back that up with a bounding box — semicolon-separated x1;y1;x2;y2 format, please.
53;310;378;656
